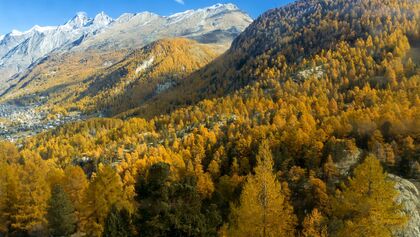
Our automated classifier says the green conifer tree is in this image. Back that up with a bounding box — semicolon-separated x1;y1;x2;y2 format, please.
102;205;132;237
47;184;77;237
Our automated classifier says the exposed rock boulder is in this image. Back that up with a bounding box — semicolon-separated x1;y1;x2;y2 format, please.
334;148;362;176
329;138;362;176
331;145;419;237
389;174;420;237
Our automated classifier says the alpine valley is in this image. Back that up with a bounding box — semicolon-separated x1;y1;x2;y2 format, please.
0;3;252;140
0;1;419;237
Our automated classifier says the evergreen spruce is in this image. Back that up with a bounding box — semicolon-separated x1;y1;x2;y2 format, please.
103;205;132;237
47;184;77;237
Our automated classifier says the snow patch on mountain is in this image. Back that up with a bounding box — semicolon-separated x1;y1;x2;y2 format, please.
116;13;136;23
207;3;238;11
166;3;244;26
93;12;114;27
136;57;155;74
63;12;91;29
10;30;24;36
28;25;56;33
167;10;196;25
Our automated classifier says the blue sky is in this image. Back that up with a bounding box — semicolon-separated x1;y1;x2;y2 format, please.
0;0;293;35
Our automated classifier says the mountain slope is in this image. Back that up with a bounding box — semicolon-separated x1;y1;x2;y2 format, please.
1;38;222;119
73;38;223;115
0;12;113;92
123;0;420;118
0;50;128;104
2;1;420;236
76;3;252;51
0;3;252;95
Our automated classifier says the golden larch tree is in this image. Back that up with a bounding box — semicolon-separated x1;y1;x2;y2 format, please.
13;152;51;234
302;208;327;237
332;155;408;237
0;163;20;234
81;164;126;237
230;141;296;237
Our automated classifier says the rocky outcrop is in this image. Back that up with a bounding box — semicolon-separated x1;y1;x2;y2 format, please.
389;174;420;237
333;149;419;237
330;138;363;176
334;148;362;176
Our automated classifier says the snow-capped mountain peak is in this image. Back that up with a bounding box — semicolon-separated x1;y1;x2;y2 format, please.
93;12;114;27
115;12;160;25
10;29;24;36
5;25;55;38
169;3;239;17
28;25;56;33
0;11;103;85
65;12;91;29
166;3;244;25
207;3;239;11
0;4;253;94
115;13;136;23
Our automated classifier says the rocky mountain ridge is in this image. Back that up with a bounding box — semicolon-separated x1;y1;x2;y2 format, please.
0;3;252;95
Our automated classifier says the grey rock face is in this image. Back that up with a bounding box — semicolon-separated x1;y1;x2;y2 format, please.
334;148;362;176
389;174;420;237
332;146;419;237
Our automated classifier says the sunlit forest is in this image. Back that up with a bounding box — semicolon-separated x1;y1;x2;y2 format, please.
0;0;419;236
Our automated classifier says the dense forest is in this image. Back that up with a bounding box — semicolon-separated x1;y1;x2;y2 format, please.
124;0;420;118
78;38;222;116
0;0;419;236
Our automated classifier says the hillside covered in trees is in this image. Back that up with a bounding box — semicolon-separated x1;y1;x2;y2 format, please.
125;0;420;118
1;38;224;118
0;0;420;236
